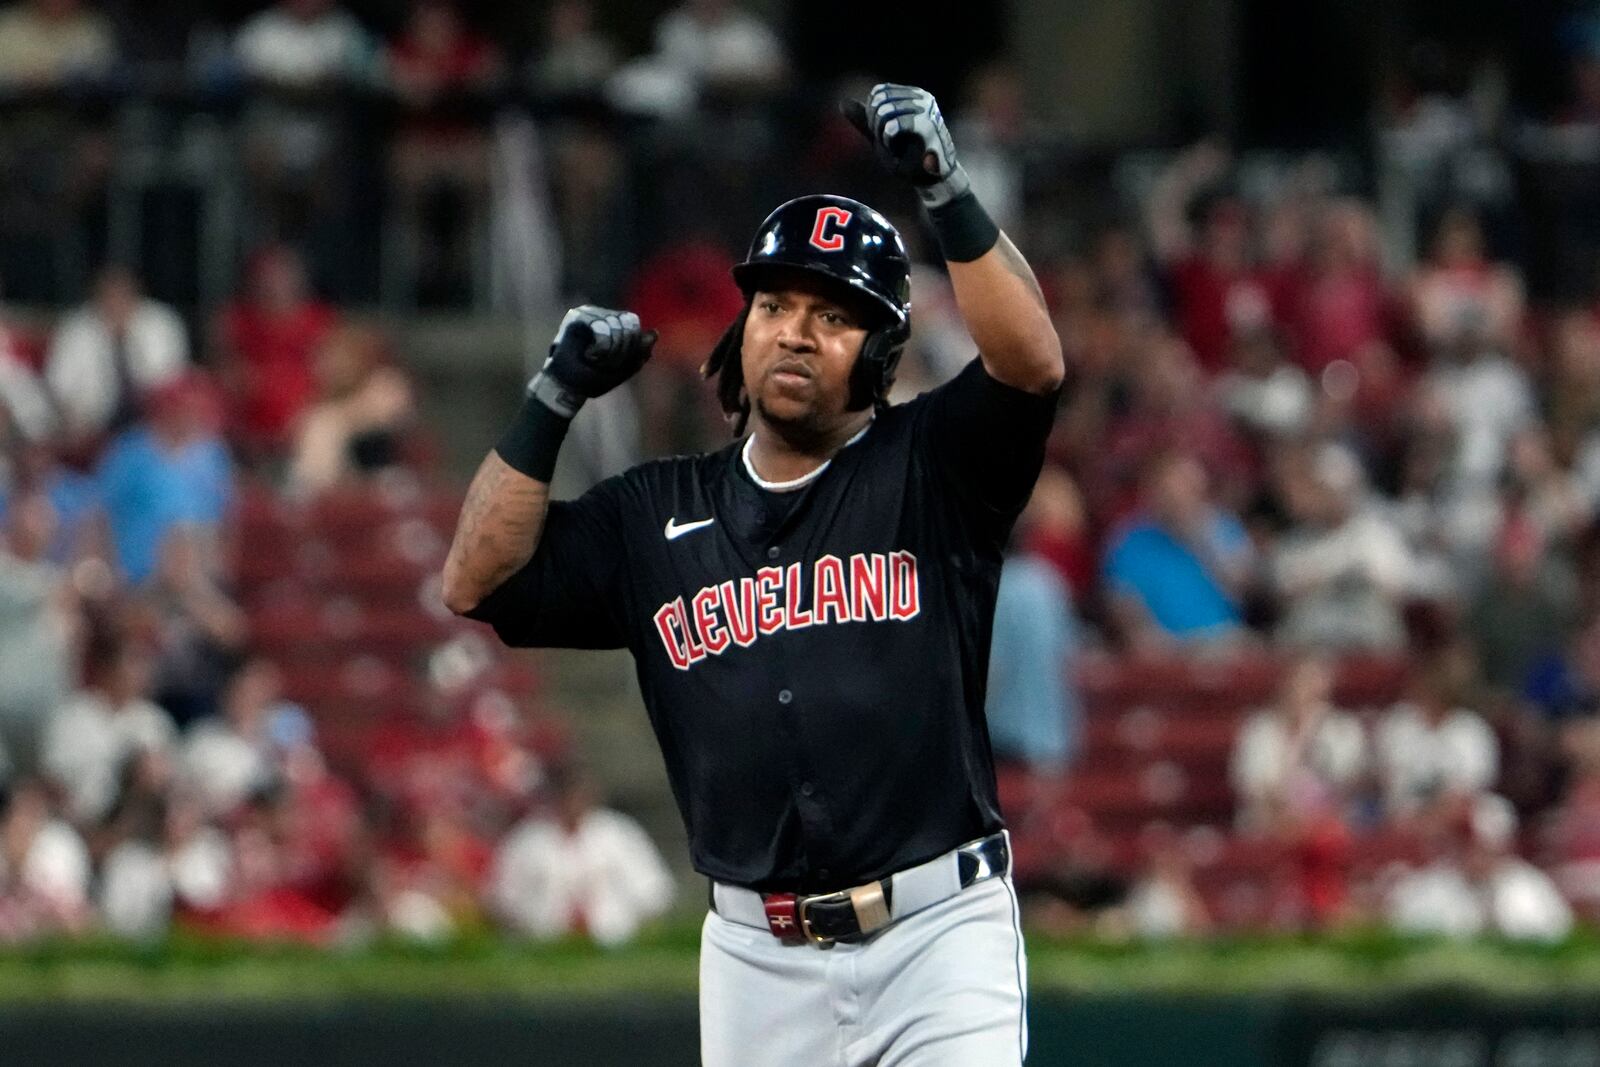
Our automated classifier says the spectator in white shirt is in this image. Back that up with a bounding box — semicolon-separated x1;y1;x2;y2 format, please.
1231;656;1368;831
1376;664;1498;823
42;629;176;827
0;329;55;447
1409;209;1524;379
0;780;90;940
233;0;377;226
1124;824;1210;939
45;266;189;444
490;764;674;946
606;0;785;116
99;789;233;939
1387;794;1572;942
234;0;375;89
1419;333;1534;493
1215;325;1314;440
181;658;291;819
653;0;785;92
0;492;78;773
1272;442;1412;651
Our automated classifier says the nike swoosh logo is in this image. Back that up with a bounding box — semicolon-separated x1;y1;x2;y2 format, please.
664;516;716;541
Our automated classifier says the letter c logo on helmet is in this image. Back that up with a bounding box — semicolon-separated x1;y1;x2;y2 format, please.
808;206;852;252
733;195;910;331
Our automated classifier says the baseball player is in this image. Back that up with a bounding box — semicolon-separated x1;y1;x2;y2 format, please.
442;82;1063;1065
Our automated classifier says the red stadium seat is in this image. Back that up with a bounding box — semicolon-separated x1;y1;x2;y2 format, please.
8;326;48;369
1331;655;1410;708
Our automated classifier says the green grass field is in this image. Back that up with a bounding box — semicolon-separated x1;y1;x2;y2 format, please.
2;927;1596;1003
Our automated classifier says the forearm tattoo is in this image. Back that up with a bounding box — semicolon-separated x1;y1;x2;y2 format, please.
446;453;550;601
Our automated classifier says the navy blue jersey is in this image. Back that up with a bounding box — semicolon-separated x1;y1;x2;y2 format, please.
467;358;1057;891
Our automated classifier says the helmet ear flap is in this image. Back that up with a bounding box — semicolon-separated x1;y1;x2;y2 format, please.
848;326;909;410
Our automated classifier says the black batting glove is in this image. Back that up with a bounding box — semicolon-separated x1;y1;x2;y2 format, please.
843;83;972;209
528;305;657;419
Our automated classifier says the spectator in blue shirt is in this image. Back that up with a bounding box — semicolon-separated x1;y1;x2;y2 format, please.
1103;450;1253;652
1523;616;1600;723
987;550;1081;775
96;374;233;584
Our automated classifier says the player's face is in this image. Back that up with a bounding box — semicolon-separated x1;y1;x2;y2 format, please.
741;279;871;435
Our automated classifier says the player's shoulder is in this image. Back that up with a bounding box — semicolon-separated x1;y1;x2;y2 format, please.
877;357;986;425
612;441;741;496
877;369;967;430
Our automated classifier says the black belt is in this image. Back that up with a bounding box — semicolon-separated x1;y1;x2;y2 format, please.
714;833;1010;946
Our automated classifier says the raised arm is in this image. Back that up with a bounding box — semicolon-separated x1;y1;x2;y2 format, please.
945;235;1062;395
441;452;550;615
1144;140;1230;266
845;84;1062;395
441;306;654;615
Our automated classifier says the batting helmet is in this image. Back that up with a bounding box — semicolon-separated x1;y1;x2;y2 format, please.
734;194;911;408
731;194;911;329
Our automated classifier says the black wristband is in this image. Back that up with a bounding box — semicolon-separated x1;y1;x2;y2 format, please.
927;192;1000;263
494;392;572;482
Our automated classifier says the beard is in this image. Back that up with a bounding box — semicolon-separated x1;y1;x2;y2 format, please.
752;390;833;450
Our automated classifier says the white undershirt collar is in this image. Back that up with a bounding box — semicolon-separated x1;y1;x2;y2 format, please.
741;419;873;492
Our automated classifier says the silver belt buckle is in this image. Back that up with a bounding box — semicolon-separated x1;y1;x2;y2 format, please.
797;889;850;945
798;880;893;944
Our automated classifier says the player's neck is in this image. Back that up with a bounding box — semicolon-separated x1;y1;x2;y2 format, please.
746;412;871;486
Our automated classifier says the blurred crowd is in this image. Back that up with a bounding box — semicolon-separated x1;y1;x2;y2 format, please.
989;135;1600;943
0;0;807;308
0;239;676;946
4;0;1600;946
1018;652;1600;944
973;25;1600;943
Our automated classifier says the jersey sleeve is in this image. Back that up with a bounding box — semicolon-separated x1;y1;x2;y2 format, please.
915;356;1060;523
463;473;630;649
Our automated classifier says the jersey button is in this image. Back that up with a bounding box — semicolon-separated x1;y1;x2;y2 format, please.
778;689;793;705
767;545;780;560
800;782;815;797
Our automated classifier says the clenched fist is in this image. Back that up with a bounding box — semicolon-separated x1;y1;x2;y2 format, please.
843;83;971;209
530;305;657;419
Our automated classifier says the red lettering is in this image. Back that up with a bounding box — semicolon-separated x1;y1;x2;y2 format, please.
678;598;707;663
720;578;758;647
849;553;887;622
694;586;728;655
653;599;691;670
783;562;813;629
808;206;852;252
756;566;784;635
813;555;849;625
652;550;919;670
890;550;920;620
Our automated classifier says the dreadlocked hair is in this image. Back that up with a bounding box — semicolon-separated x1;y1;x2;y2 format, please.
701;302;752;437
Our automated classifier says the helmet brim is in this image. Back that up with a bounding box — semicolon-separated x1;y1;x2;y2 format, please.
731;260;907;332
